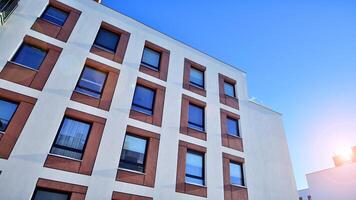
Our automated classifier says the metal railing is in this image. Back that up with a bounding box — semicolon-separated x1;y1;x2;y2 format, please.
0;0;19;25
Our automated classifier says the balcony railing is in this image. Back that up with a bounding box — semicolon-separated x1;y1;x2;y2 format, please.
0;0;19;25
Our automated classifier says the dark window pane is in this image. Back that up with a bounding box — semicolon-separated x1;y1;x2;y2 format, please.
141;47;160;70
185;151;204;185
41;6;68;26
224;82;235;97
94;28;120;52
188;104;204;131
189;67;204;88
230;162;244;186
75;67;107;98
119;134;147;172
0;99;18;132
131;85;155;115
12;44;46;70
50;118;91;160
227;117;239;137
33;188;69;200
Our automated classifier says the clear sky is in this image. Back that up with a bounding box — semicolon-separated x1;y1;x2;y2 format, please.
102;0;356;189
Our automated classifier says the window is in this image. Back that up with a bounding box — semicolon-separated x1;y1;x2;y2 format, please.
93;28;120;52
188;103;204;131
227;117;239;137
230;162;244;186
185;150;204;185
189;67;204;88
119;134;148;173
132;85;155;115
41;6;68;26
32;188;70;200
75;67;107;98
141;47;161;70
11;44;47;70
224;81;235;97
50;118;91;160
0;99;18;132
308;195;312;200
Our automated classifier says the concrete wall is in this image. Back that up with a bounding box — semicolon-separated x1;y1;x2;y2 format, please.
307;163;356;200
0;0;298;199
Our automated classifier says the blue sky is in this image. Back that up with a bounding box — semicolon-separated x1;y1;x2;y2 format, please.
102;0;356;189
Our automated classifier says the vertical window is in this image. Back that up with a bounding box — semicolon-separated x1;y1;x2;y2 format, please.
93;28;120;52
308;196;312;200
50;118;91;160
188;103;204;131
0;99;18;132
224;82;236;97
41;6;69;26
141;47;161;70
230;162;244;186
227;117;239;137
185;150;204;185
32;188;70;200
189;67;204;88
131;85;156;115
75;67;107;98
119;134;148;173
11;44;47;70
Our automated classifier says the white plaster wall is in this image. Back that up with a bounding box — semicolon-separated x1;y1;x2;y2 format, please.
0;0;297;199
307;163;356;200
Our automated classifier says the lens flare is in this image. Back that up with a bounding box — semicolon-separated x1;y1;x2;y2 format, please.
335;147;353;162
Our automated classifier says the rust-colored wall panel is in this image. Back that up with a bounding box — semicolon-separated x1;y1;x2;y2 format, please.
44;155;81;173
180;94;207;141
35;178;87;199
0;89;36;159
112;192;153;200
219;73;240;110
0;62;36;86
176;141;207;197
129;78;165;127
182;58;206;97
70;193;86;200
220;109;244;152
31;0;81;42
71;92;100;107
139;41;170;81
116;125;160;187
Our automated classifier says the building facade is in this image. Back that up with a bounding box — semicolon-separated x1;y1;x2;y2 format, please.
0;0;298;199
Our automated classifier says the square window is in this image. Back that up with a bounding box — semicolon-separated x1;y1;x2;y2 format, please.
75;66;107;98
11;44;47;70
230;162;244;186
41;6;69;26
0;99;18;132
50;117;91;160
189;67;204;88
32;188;70;200
185;150;204;185
227;117;239;137
93;28;120;52
131;85;155;115
224;82;235;97
188;103;204;131
141;47;161;70
119;134;148;173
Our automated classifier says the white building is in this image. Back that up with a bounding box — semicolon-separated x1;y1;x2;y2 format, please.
0;0;298;199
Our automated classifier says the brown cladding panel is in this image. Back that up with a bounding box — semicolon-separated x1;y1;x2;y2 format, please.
35;178;87;200
220;109;244;152
219;73;239;110
112;192;152;200
182;58;206;97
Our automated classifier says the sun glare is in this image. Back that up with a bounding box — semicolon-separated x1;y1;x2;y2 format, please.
335;147;353;161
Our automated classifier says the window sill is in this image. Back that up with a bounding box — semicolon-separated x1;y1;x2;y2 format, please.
187;126;206;134
118;167;145;175
227;133;242;139
39;17;63;28
73;89;101;99
185;182;207;188
231;184;247;189
8;61;39;72
92;44;116;54
0;131;5;134
48;153;82;162
140;63;159;72
225;94;238;100
131;107;153;116
189;83;205;90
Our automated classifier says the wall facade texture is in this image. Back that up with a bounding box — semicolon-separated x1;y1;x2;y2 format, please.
0;0;298;199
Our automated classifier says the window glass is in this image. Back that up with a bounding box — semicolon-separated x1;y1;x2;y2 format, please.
188;103;204;131
189;67;204;88
41;6;68;26
141;47;160;70
50;118;91;160
185;151;204;185
230;162;244;186
94;28;120;52
131;85;155;115
12;44;47;70
224;82;235;97
33;188;69;200
0;99;18;132
227;117;239;137
75;67;107;98
119;134;147;172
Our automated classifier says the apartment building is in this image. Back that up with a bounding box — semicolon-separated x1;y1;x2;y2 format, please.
0;0;298;199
